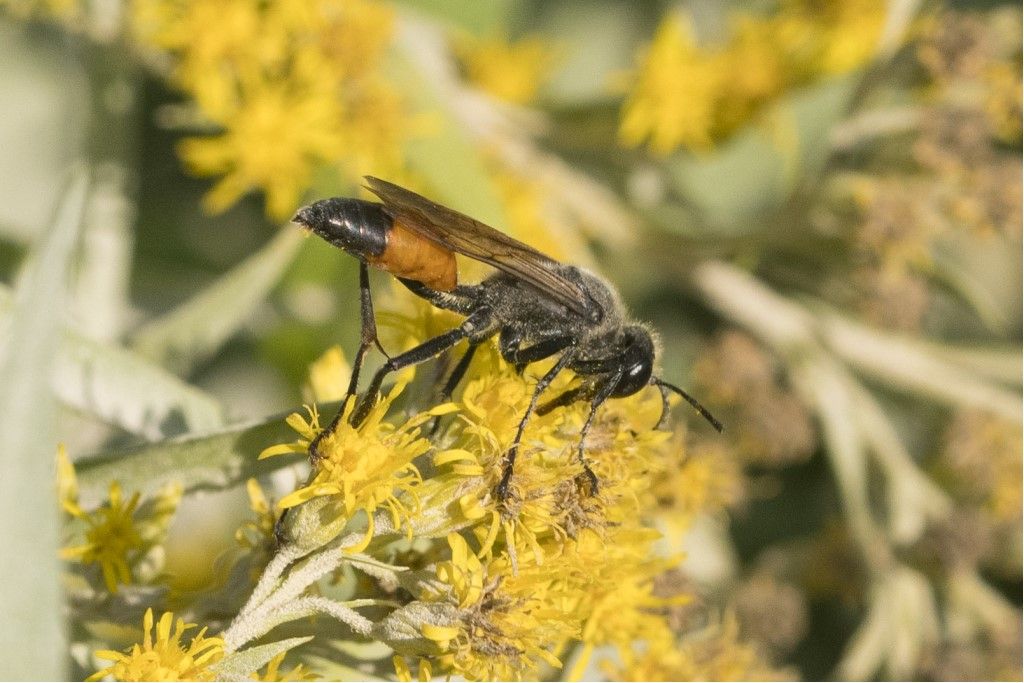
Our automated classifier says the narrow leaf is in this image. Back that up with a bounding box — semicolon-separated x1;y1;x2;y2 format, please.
131;227;304;375
213;636;312;681
0;167;87;680
0;285;225;438
73;403;335;508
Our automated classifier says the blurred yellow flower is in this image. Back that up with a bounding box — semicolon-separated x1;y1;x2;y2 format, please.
234;478;278;572
619;13;725;154
606;615;789;681
456;32;558;105
60;475;182;595
620;1;886;154
56;443;79;515
61;482;142;594
131;0;408;219
252;651;317;681
178;73;346;220
89;609;224;681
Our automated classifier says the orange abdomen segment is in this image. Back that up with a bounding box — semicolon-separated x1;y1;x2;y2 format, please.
368;219;458;291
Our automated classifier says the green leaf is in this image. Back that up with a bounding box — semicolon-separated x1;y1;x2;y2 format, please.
130;227;304;375
72;402;328;508
213;636;313;681
0;167;87;680
0;285;224;438
57;329;226;437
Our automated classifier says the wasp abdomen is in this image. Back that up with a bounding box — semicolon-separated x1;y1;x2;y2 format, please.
369;219;457;292
294;198;457;292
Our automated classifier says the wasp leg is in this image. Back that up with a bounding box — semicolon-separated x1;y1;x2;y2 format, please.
573;369;623;495
496;350;574;501
536;384;588;416
352;307;496;426
499;331;573;374
310;262;387;461
428;341;480;437
398;277;479;315
352;261;388;393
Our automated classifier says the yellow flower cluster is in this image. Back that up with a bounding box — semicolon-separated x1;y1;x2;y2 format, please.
259;386;454;553
58;446;182;594
89;609;224;681
267;336;759;680
620;0;887;154
606;615;791;681
455;32;558;105
130;0;410;218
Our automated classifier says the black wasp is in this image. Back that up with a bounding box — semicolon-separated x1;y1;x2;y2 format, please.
293;177;721;499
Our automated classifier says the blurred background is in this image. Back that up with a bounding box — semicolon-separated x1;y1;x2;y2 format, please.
0;0;1020;679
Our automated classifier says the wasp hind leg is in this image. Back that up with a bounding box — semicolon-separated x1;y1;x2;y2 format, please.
310;261;388;461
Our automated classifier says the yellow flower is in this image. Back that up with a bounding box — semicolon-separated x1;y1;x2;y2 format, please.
234;478;279;579
131;0;407;219
56;443;79;515
61;482;143;594
179;72;345;220
419;533;578;681
253;651;317;681
392;655;431;682
805;0;886;75
619;13;726;153
59;444;183;594
604;615;790;681
260;384;454;553
455;32;558;105
620;3;888;154
305;345;352;403
89;609;224;681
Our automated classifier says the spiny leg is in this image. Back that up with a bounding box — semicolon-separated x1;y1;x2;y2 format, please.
311;261;386;460
499;331;572;374
428;341;480;437
352;307;495;426
536;384;588;416
573;369;623;495
496;351;574;501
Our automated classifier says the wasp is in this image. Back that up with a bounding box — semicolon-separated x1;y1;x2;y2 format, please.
293;177;721;500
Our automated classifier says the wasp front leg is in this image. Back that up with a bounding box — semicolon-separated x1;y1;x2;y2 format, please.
496;350;575;501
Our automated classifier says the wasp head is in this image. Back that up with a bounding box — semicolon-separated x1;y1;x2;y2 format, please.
610;325;656;398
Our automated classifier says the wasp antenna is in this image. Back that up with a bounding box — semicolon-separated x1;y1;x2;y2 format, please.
653;378;723;433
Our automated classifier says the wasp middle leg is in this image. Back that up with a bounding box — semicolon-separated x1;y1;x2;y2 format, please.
351;306;498;426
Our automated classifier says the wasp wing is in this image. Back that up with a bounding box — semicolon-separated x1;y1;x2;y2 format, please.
365;176;592;316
